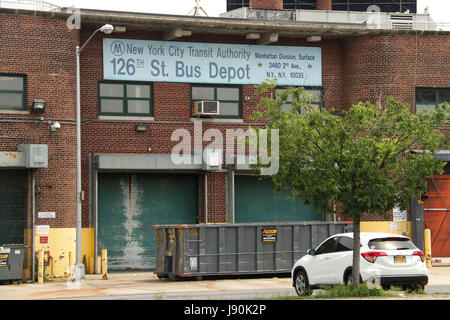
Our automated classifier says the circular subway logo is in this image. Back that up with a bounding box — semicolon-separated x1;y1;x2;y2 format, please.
111;40;125;56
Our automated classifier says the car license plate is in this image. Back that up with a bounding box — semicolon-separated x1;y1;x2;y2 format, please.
394;256;406;263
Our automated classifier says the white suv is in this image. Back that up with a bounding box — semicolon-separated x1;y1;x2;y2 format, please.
291;232;428;295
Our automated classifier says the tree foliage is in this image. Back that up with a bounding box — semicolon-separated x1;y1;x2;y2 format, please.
252;81;449;286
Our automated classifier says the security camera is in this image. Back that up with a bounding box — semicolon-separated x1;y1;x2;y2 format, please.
51;121;61;131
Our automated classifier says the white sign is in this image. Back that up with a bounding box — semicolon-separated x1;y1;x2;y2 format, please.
388;222;398;231
103;38;322;86
38;211;56;219
393;206;407;222
35;225;50;235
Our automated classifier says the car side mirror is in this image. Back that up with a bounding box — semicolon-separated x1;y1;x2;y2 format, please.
307;249;316;256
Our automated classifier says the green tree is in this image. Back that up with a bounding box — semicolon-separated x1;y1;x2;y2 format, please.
252;82;449;287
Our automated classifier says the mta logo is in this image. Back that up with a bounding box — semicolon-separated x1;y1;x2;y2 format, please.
111;41;125;56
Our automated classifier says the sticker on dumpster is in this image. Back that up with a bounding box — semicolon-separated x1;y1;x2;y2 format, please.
190;257;198;272
261;227;278;243
0;254;8;267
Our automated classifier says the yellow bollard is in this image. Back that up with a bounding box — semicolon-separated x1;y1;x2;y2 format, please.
96;256;101;274
68;251;74;277
102;249;108;280
50;256;54;279
424;229;432;268
38;250;44;284
89;256;94;274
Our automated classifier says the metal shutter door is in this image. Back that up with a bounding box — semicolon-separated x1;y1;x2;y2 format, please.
98;173;198;270
0;170;27;245
234;175;322;223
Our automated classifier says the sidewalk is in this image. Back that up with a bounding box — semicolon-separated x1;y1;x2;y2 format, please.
0;272;294;300
1;267;449;300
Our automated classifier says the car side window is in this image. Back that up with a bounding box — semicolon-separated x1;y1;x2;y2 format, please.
336;236;353;252
315;237;338;255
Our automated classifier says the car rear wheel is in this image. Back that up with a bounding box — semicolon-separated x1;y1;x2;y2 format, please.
345;270;363;287
294;270;311;296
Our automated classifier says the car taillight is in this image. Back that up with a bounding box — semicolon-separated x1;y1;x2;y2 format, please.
361;251;387;263
413;250;425;262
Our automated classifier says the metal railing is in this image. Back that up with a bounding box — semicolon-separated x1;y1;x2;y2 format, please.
0;0;61;12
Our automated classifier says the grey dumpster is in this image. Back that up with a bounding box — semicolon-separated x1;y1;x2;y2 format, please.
153;222;351;280
0;245;27;283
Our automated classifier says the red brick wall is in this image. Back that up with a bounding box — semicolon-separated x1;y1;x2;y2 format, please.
0;13;78;228
250;0;283;10
343;34;450;139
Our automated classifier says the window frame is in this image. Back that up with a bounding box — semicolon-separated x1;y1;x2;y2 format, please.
0;74;27;111
98;81;153;116
335;236;354;252
315;236;338;255
415;87;450;113
275;86;323;114
190;84;242;119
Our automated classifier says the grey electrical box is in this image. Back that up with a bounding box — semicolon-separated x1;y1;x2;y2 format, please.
18;144;48;168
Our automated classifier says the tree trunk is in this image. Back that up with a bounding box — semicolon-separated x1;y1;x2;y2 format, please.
352;217;361;287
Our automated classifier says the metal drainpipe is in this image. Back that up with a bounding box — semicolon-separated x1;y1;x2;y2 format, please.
205;173;208;224
31;170;36;283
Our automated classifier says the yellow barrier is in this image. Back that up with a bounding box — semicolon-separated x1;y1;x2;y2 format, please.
37;250;44;284
424;229;432;268
102;249;108;280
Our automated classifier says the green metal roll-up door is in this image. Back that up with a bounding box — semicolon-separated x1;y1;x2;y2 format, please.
98;173;198;270
235;175;322;223
0;170;28;245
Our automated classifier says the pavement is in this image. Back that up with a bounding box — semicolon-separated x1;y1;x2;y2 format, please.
1;267;450;300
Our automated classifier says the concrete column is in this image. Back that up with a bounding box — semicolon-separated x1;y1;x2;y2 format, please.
411;196;424;250
249;0;283;10
317;0;332;10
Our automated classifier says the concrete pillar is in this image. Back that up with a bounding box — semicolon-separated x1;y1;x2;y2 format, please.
317;0;332;10
249;0;283;10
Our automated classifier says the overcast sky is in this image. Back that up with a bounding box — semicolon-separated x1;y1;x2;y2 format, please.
49;0;449;23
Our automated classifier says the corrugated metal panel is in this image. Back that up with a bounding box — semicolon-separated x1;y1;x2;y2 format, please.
423;175;450;258
234;175;322;223
97;173;198;270
0;170;27;245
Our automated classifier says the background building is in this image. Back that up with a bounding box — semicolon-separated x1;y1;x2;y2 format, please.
227;0;417;13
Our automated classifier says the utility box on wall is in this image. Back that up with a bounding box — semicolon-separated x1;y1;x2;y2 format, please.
18;144;48;168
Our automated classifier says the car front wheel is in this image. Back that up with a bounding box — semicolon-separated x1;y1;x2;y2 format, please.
294;270;311;296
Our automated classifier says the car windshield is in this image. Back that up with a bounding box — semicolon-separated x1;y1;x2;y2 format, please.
368;237;417;250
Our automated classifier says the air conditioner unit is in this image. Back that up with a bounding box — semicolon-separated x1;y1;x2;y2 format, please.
192;100;219;117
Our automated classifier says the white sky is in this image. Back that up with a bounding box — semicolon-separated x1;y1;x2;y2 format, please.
49;0;450;23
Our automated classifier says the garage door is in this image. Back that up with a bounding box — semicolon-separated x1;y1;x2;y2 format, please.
423;175;450;258
0;170;27;245
234;175;322;223
98;173;198;270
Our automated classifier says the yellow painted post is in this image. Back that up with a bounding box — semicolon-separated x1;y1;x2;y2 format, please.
96;256;101;274
68;251;74;277
102;249;108;280
424;229;432;268
89;256;94;274
50;256;54;278
37;250;44;284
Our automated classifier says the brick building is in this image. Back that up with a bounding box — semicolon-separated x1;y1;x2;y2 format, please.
0;1;449;279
